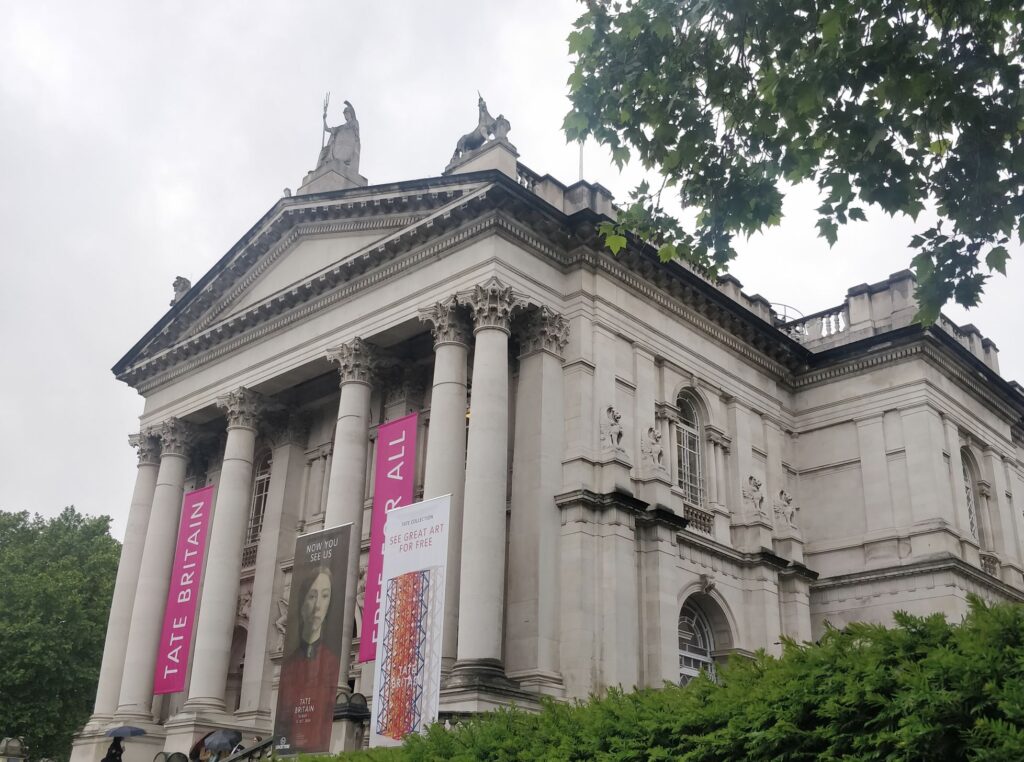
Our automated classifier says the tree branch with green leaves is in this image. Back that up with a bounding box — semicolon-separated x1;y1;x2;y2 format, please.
565;0;1024;323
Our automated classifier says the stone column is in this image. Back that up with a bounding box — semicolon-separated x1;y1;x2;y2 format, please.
323;338;377;695
116;418;195;721
185;387;265;712
506;306;568;693
237;413;309;721
451;277;522;684
88;432;161;724
419;297;471;671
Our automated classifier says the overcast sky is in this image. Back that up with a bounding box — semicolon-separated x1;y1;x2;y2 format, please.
2;1;1020;541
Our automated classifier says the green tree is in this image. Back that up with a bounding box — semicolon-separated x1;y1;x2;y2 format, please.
337;598;1024;761
0;508;120;761
563;0;1024;322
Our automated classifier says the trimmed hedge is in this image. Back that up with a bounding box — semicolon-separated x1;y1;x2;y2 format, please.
330;597;1024;761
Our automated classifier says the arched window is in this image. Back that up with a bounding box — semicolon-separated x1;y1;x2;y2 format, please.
246;451;273;544
678;601;715;683
675;394;705;506
961;447;985;546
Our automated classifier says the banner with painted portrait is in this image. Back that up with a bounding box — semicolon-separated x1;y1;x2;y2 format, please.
272;523;351;755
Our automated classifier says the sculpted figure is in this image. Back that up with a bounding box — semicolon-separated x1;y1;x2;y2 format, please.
775;489;800;529
316;99;361;174
743;475;766;517
452;94;498;160
601;405;625;451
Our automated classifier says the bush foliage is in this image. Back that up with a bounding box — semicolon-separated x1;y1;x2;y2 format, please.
336;598;1024;761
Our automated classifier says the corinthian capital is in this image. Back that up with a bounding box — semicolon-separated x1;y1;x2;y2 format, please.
217;386;265;430
520;305;569;357
419;297;471;347
326;337;377;386
129;430;161;466
459;276;525;334
158;417;198;458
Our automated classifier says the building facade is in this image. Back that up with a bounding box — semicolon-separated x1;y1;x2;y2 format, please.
72;117;1024;760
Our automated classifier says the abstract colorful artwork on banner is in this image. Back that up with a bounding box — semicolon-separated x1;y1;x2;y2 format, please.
273;523;351;756
360;412;418;662
370;495;450;747
153;485;214;695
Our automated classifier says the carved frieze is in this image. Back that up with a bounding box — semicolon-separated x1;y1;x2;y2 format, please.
519;305;569;357
419;297;471;347
129;431;161;466
459;276;524;333
158;417;198;458
326;337;377;386
217;386;265;430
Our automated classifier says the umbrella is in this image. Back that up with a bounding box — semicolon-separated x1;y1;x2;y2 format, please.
203;730;242;753
105;726;147;738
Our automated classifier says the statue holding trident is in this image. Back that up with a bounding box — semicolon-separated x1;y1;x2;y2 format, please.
315;93;361;175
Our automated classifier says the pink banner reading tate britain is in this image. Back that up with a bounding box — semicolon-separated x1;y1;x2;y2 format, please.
359;412;418;662
153;484;214;694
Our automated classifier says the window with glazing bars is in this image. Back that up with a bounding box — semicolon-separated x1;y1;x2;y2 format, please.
246;452;272;544
675;397;704;506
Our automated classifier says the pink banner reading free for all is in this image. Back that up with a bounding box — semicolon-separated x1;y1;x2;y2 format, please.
359;412;418;661
153;484;214;694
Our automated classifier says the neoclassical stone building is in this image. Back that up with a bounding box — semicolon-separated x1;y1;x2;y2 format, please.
73;115;1024;759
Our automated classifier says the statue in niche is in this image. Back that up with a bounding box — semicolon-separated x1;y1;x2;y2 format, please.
743;475;766;517
600;405;625;453
452;93;510;160
236;589;252;623
273;598;288;652
315;96;361;175
774;488;800;529
354;566;367;637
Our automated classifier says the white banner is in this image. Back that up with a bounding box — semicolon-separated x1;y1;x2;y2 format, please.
370;495;450;747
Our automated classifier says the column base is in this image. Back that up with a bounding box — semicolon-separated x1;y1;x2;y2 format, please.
505;669;566;698
180;696;228;715
440;661;541;714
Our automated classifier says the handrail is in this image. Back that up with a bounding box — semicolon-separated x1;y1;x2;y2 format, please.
219;738;273;762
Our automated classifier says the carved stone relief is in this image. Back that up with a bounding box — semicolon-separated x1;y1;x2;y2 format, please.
600;405;626;456
742;475;767;518
773;489;800;530
641;426;668;474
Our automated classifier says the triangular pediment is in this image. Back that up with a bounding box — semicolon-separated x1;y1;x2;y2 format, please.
220;228;399;320
114;174;501;385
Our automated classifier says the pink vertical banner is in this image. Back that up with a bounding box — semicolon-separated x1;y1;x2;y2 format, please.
153;484;214;694
359;412;418;662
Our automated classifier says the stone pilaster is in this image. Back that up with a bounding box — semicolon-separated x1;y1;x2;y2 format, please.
419;298;471;671
324;338;377;697
87;432;161;726
116;418;196;722
450;277;524;687
506;306;568;693
185;387;266;712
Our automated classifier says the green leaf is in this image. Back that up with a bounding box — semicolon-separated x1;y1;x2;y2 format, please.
986;246;1010;275
605;234;628;254
657;242;677;261
816;218;839;246
848;207;867;222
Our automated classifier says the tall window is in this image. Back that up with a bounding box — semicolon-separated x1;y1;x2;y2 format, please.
675;394;704;506
246;451;272;544
961;447;984;545
678;601;715;683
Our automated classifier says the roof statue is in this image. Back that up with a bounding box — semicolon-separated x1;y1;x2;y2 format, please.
316;95;360;175
297;93;368;194
451;93;512;162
